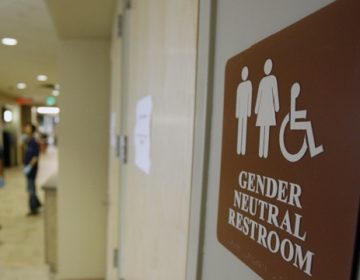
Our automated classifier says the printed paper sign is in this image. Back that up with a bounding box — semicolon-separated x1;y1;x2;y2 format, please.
134;95;152;174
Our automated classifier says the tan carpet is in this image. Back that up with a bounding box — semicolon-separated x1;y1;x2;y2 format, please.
0;147;57;280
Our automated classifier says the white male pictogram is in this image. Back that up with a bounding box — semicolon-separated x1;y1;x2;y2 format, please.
236;66;252;155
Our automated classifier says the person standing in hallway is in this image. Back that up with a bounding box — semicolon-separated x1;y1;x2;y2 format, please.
0;123;5;188
0;137;4;230
23;124;41;215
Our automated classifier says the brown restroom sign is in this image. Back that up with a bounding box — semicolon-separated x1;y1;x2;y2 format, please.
217;1;360;279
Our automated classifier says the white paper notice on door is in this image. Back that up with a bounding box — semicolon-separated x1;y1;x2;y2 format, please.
134;95;152;174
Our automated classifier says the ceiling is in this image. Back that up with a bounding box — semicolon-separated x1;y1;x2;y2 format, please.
0;0;116;104
45;0;116;39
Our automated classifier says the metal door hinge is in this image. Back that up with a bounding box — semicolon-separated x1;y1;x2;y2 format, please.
116;134;121;158
117;15;123;38
113;248;119;268
117;134;128;164
125;0;131;10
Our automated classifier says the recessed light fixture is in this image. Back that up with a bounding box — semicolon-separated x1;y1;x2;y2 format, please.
37;74;48;81
1;37;18;46
17;82;27;90
37;106;60;115
3;110;13;123
52;89;60;96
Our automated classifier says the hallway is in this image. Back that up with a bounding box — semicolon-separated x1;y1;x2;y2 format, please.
0;147;57;280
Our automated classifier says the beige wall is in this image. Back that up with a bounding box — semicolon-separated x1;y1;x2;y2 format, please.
193;0;350;280
58;40;110;279
107;0;199;279
0;98;22;165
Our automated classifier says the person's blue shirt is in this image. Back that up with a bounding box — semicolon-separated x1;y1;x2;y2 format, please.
24;137;39;179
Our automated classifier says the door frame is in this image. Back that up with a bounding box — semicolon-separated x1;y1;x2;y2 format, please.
117;0;132;278
186;0;217;279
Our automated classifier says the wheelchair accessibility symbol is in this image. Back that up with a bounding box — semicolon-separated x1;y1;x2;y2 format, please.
279;83;324;162
235;59;324;162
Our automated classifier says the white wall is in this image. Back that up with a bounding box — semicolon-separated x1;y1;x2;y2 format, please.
193;0;338;280
58;40;110;279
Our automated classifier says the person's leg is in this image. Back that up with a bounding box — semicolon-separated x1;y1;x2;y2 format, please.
35;192;42;208
304;122;324;157
264;126;270;158
259;127;264;158
241;118;247;155
237;119;242;155
27;177;39;214
32;167;41;208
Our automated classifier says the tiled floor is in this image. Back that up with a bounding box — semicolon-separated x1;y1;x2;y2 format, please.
0;147;58;280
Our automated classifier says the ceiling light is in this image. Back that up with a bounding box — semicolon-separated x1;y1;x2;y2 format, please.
1;37;18;46
37;107;60;115
52;90;60;96
37;75;48;81
17;82;27;90
3;110;13;123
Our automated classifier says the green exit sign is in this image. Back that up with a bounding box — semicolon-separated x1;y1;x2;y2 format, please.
46;96;56;106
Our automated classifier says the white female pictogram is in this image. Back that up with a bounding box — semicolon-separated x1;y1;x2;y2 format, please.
236;66;253;155
255;59;280;158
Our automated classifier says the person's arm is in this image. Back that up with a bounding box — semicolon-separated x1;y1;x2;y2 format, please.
273;77;280;113
29;156;38;166
30;140;40;166
255;83;262;115
24;140;39;174
248;83;252;117
236;86;240;118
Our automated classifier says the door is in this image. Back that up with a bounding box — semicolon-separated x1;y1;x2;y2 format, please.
117;1;199;279
190;0;345;279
